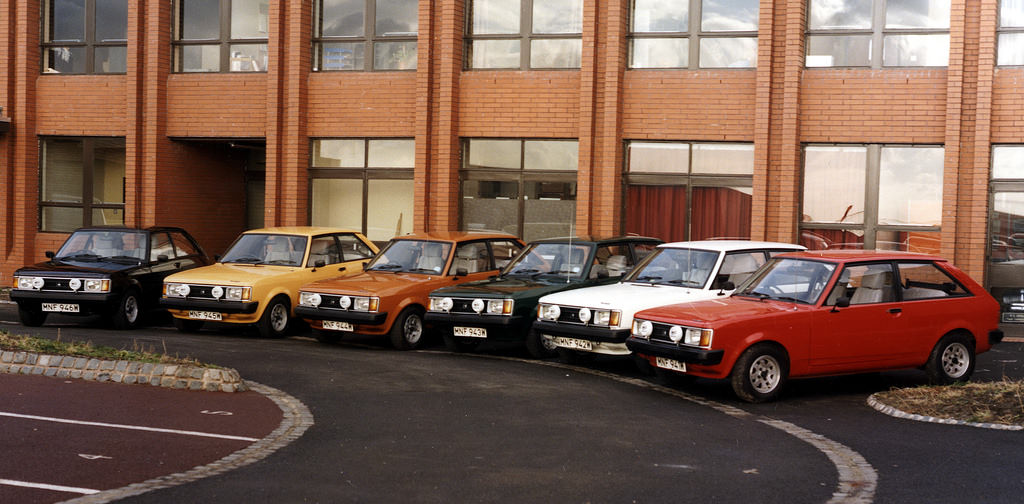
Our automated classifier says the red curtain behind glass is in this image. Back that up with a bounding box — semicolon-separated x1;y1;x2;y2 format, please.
625;186;751;242
691;187;752;240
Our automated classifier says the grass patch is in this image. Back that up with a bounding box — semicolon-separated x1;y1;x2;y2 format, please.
875;380;1024;426
0;330;214;368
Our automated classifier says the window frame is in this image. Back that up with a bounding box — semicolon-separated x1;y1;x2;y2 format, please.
464;0;584;70
998;0;1024;66
38;136;126;232
627;0;759;69
172;0;270;73
313;0;419;72
41;0;128;75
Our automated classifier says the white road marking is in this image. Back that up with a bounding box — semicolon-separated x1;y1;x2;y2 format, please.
0;411;259;442
0;478;99;495
78;454;113;460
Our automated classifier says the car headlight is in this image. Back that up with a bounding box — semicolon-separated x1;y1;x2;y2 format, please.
352;296;379;312
429;297;453;312
591;309;620;327
83;279;110;292
578;307;591;323
224;286;250;301
540;304;561;321
684;327;713;347
487;299;512;315
16;276;44;290
164;283;189;297
471;299;485;313
299;291;322;307
632;319;653;339
68;278;82;291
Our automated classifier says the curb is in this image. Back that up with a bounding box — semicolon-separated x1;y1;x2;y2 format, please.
867;393;1024;431
0;350;247;393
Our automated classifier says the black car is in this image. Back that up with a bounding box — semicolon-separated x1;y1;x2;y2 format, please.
10;226;211;329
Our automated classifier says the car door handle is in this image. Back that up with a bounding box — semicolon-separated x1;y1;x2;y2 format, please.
888;308;902;314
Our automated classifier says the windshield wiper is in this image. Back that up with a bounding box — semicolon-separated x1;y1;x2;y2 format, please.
664;279;701;287
60;253;101;262
369;263;403;271
106;255;143;264
771;295;805;304
508;267;543;276
407;268;439;274
738;290;772;301
264;259;297;266
633;275;662;283
226;257;263;264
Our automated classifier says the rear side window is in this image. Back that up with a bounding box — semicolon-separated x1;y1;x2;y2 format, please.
170;232;199;258
339;234;375;260
897;262;969;300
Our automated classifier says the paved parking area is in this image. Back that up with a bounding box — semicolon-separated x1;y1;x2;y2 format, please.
0;373;285;503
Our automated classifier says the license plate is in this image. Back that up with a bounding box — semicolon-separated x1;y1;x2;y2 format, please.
655;357;686;373
188;310;222;321
42;303;79;313
552;336;593;351
323;320;354;331
1002;312;1024;323
454;326;487;338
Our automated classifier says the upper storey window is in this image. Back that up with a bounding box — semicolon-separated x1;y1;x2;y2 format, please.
466;0;583;69
999;0;1024;65
314;0;419;71
43;0;127;74
806;0;950;68
173;0;269;72
629;0;759;69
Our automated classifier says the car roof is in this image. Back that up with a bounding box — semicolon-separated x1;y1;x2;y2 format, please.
528;235;663;246
71;226;190;234
241;226;362;236
390;231;519;242
776;249;946;263
657;240;805;252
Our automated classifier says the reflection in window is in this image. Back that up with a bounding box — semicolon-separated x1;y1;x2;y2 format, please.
314;0;418;71
40;137;126;232
467;0;583;69
173;0;269;72
629;0;758;69
989;146;1024;311
43;0;128;74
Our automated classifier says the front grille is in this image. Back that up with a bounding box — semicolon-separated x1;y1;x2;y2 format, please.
318;294;345;310
553;306;584;324
41;277;75;292
181;284;215;300
648;322;677;344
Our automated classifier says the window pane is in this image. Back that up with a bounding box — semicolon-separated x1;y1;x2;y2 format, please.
991;192;1024;266
524;140;578;171
229;44;268;71
524;181;576;241
374;41;417;70
993;145;1024;179
368;139;415;168
320;0;365;37
879;230;942;254
93;138;125;204
470;39;521;68
692;143;754;175
462;180;520;235
171;232;200;257
95;0;127;41
803;146;866;224
631;38;689;68
232;0;269;39
1003;0;1024;27
51;0;85;42
95;46;127;73
472;0;521;34
181;0;220;40
808;0;872;29
376;0;418;35
42;207;83;232
878;146;944;226
534;0;582;34
883;34;948;66
368;179;414;241
691;186;752;240
885;0;950;29
701;0;759;32
42;139;84;203
998;33;1024;66
468;139;521;168
311;178;363;229
628;142;689;174
632;0;688;32
320;43;365;70
93;208;124;227
45;47;86;73
699;37;757;68
179;45;221;72
806;35;872;67
626;185;687;241
530;39;582;68
314;139;366;167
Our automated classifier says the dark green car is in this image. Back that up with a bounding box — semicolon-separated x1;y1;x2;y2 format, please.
425;236;663;357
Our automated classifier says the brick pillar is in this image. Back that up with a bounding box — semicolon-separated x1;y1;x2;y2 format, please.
425;0;462;232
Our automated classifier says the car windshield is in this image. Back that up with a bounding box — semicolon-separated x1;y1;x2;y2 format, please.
366;239;452;274
221;234;308;266
56;230;148;262
735;257;836;304
503;242;593;279
624;247;719;288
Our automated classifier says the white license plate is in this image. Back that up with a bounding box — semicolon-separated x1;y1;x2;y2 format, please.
552;336;593;351
42;303;79;313
655;357;687;373
454;326;487;338
323;320;354;331
1001;312;1024;323
188;310;222;321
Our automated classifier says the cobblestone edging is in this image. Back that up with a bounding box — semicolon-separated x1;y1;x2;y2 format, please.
867;394;1024;431
0;350;247;393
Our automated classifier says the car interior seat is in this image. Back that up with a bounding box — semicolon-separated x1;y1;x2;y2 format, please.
850;270;893;304
417;243;447;272
605;255;628;277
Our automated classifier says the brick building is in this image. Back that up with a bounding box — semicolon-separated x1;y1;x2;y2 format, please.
1;0;1023;310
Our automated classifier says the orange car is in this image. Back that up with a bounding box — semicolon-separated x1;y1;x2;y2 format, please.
295;232;524;350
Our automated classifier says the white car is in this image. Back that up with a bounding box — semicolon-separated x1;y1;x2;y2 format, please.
534;241;805;362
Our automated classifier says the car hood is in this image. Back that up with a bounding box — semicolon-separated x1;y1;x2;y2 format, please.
15;259;137;276
431;275;587;299
163;262;306;285
300;271;449;297
540;282;728;320
636;296;807;327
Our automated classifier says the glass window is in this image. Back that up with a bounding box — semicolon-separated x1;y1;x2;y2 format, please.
170;232;200;258
490;240;522;268
310;138;415;242
999;0;1024;65
629;0;759;69
314;0;418;71
467;0;583;70
897;261;967;299
826;263;897;305
43;0;127;74
461;139;578;241
40;137;126;232
339;234;376;260
173;0;269;72
150;232;175;261
806;0;950;68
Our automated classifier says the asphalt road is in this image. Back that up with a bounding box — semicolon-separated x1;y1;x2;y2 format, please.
1;305;1022;503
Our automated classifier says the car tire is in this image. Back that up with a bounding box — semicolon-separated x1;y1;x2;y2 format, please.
925;332;975;385
17;305;47;327
173;317;204;333
730;343;789;403
111;289;142;330
257;295;291;339
313;329;341;344
525;328;558;359
389;306;425;350
442;331;480;353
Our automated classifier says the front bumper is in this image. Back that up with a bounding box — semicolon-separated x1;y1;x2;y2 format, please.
294;305;388;325
625;338;724;366
424;312;531;339
160;297;259;315
531;319;631;343
10;290;117;315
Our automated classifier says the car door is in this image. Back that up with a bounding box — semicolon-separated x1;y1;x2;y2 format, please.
810;262;909;373
306;233;376;283
140;232;180;307
893;260;971;365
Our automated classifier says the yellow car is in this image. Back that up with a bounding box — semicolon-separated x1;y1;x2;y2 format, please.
161;227;379;338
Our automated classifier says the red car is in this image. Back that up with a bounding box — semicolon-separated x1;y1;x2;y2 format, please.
627;250;1004;402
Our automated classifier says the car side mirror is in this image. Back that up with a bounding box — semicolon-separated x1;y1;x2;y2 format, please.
455;267;468;278
214;254;221;261
831;296;851;312
45;251;55;259
157;254;169;262
718;281;735;295
596;268;608;279
315;259;326;268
